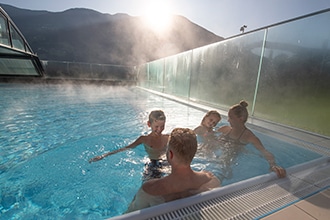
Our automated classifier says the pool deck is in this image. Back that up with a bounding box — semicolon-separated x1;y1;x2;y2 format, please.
253;121;330;220
261;187;330;220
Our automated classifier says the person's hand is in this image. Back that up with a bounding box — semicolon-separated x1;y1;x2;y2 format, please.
270;165;286;178
89;155;104;163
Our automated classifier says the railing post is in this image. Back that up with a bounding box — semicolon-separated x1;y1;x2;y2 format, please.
251;28;268;116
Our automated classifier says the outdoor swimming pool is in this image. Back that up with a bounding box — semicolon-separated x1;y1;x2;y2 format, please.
0;83;323;219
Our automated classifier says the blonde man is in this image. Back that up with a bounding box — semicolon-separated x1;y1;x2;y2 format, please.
126;128;221;212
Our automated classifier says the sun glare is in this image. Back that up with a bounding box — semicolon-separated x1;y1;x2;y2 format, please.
142;1;173;33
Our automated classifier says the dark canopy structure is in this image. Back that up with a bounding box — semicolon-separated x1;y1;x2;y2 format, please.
0;7;44;77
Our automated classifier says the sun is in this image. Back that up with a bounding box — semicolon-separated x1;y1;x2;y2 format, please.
142;1;173;33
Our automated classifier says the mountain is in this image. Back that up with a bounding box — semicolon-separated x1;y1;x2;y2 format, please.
0;4;224;66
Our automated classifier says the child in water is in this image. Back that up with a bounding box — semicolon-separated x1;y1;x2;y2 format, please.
194;110;222;143
89;110;170;180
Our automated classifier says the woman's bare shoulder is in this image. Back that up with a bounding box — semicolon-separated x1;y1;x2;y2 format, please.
242;128;258;141
218;125;231;133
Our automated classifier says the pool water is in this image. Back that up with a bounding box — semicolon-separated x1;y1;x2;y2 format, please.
0;84;322;219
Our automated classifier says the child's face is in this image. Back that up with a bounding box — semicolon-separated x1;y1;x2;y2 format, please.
149;120;165;135
202;114;220;129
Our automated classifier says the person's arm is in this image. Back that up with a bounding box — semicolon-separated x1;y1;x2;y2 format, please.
194;125;206;136
249;133;286;178
194;126;214;141
89;136;144;163
217;125;231;134
126;186;165;213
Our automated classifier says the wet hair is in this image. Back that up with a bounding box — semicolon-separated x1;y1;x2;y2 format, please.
201;110;221;124
149;110;166;123
230;100;249;123
168;128;197;164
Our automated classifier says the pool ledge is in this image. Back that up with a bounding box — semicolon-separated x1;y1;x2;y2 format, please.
108;156;330;220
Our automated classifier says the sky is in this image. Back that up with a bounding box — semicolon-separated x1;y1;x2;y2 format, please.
0;0;329;38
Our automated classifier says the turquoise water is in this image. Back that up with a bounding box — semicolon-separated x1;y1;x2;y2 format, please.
0;84;322;219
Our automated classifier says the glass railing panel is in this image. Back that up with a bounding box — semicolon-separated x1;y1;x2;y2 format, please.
136;64;149;87
42;61;133;81
163;51;191;98
255;11;330;135
163;55;176;94
190;30;265;111
148;59;165;92
134;9;330;136
42;61;69;78
90;64;132;80
67;62;92;79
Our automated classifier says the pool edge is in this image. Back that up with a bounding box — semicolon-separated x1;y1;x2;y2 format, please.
108;156;330;220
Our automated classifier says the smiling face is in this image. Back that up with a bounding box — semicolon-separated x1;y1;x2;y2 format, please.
202;113;221;130
148;110;166;135
148;119;165;135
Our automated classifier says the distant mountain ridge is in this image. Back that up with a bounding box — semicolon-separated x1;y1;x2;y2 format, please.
0;4;224;66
